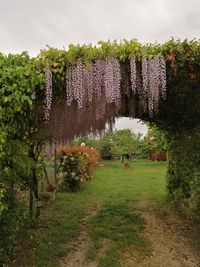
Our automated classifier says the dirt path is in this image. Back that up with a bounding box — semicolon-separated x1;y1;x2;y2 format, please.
136;201;200;267
58;201;200;267
59;210;98;267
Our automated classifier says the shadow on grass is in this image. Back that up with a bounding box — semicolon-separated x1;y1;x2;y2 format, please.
86;200;147;267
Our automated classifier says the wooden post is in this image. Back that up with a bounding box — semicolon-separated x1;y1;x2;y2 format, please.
54;148;57;185
54;148;57;200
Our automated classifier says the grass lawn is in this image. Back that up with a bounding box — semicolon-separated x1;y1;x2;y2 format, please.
19;160;167;267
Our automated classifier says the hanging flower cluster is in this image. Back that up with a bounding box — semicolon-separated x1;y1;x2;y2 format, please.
93;60;105;118
66;60;84;108
130;57;137;93
148;56;160;115
44;67;53;121
83;64;93;103
43;55;167;142
65;58;121;119
104;58;121;105
130;55;167;116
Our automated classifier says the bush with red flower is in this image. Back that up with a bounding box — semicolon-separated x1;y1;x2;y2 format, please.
57;145;99;191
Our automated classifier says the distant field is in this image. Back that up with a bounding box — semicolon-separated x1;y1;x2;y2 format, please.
92;160;167;203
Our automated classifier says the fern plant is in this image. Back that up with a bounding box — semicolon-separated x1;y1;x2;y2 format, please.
0;140;34;188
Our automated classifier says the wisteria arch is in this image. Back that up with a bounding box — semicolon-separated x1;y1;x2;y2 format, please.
35;39;200;211
36;39;200;144
41;55;167;142
2;38;200;212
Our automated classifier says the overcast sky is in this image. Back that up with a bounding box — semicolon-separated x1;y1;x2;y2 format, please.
1;0;199;133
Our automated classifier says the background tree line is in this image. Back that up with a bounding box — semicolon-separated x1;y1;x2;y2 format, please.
74;126;166;161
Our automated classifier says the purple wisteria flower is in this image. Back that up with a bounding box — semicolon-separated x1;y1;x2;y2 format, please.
104;58;121;105
44;67;53;121
130;57;137;93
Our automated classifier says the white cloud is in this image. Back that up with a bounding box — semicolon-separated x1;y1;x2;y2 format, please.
0;0;199;55
114;118;148;136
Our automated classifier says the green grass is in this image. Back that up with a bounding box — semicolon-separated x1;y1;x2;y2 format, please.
88;160;167;203
87;201;146;266
20;160;167;267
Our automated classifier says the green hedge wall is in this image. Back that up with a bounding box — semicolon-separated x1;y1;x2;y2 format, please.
166;128;200;215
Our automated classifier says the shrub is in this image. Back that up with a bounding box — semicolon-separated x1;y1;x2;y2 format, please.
57;145;99;191
0;190;27;266
0;141;34;265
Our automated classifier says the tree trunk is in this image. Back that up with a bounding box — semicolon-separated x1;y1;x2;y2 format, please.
29;188;33;220
54;148;57;185
29;144;40;219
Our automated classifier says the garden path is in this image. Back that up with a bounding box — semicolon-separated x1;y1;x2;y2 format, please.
59;200;200;267
137;201;200;267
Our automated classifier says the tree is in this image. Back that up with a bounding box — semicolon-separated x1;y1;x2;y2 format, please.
147;126;166;153
111;129;148;161
97;132;113;160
